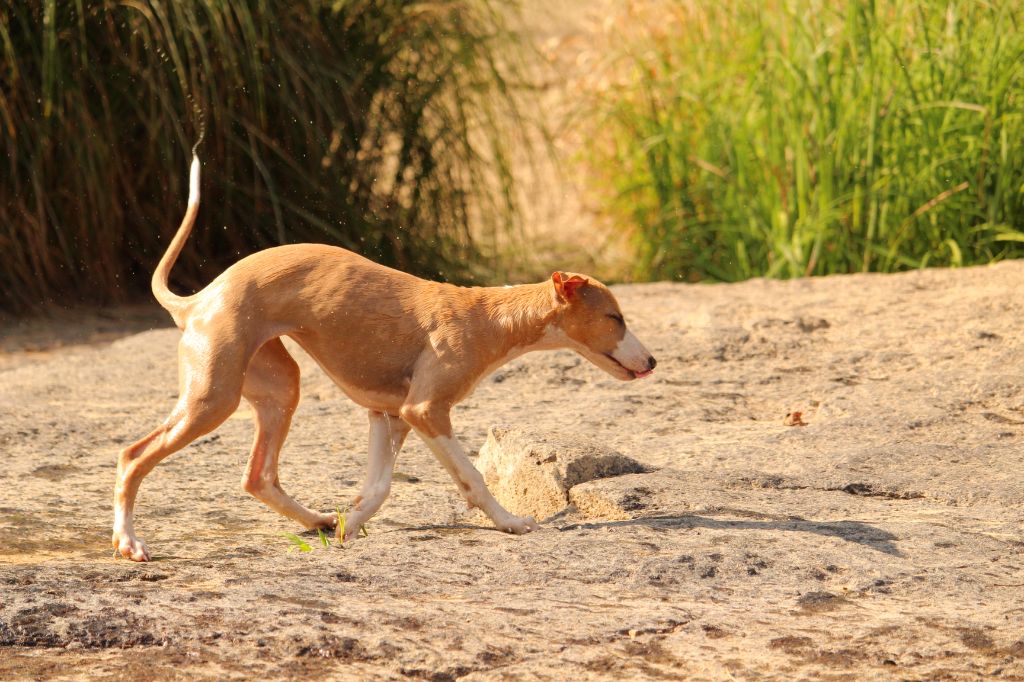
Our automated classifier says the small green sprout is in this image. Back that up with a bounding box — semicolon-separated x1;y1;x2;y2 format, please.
282;532;312;553
336;505;347;546
333;505;369;546
317;527;331;548
281;507;369;553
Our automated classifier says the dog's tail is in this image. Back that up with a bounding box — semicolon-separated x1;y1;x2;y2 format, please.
151;153;201;328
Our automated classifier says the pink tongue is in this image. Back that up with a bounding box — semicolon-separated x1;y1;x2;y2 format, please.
634;369;653;379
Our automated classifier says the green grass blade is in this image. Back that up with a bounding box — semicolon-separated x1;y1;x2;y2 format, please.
282;533;313;553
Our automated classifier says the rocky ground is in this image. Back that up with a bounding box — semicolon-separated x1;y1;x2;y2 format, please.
2;263;1023;680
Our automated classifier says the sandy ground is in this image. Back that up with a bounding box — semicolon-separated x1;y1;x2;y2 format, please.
2;263;1023;680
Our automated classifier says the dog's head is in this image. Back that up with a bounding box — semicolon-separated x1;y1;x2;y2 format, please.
549;271;656;381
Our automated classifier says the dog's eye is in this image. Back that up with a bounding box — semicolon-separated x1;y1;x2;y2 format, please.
606;313;625;326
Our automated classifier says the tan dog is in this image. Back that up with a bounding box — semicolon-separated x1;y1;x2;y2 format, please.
112;155;656;561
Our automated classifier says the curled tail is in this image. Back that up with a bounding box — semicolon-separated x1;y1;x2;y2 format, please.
151;154;201;328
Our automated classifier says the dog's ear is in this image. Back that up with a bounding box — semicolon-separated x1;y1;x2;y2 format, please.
551;271;588;302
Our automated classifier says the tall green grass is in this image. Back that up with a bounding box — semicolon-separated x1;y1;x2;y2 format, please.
589;0;1024;282
0;1;526;312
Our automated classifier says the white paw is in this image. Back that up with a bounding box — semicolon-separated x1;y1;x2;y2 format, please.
341;528;366;544
500;515;539;535
339;512;370;543
310;512;338;530
112;532;151;562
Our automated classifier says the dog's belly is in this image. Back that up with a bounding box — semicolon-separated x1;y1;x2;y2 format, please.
287;332;412;413
335;384;408;414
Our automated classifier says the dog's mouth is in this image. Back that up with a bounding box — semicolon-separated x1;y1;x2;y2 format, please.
603;353;653;380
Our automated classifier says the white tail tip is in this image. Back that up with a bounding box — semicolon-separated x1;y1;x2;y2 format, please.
187;155;201;206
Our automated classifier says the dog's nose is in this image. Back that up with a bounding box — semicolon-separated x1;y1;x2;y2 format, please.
647;356;657;370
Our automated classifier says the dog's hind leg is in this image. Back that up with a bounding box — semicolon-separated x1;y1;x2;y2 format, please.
340;410;411;541
112;331;246;561
240;338;335;530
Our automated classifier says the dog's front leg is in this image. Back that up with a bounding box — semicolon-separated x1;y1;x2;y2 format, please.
340;410;410;542
399;401;538;535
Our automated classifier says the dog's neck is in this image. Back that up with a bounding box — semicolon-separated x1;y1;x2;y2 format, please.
478;282;562;355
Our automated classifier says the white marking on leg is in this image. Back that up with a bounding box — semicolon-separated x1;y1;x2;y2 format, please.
112;506;129;534
343;412;409;540
418;434;537;534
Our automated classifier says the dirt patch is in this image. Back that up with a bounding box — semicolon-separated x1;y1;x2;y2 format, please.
1;606;162;649
795;591;849;613
4;264;1024;679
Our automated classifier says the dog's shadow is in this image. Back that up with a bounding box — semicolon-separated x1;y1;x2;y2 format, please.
391;509;902;556
555;511;903;556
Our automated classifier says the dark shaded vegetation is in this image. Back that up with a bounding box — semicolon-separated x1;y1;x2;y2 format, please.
0;1;525;312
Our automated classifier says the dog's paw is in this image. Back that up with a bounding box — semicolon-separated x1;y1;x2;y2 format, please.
340;526;368;544
339;510;370;544
311;512;338;530
499;515;539;535
112;532;151;562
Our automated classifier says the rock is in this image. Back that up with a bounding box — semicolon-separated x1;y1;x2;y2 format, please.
568;470;693;520
475;426;648;520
